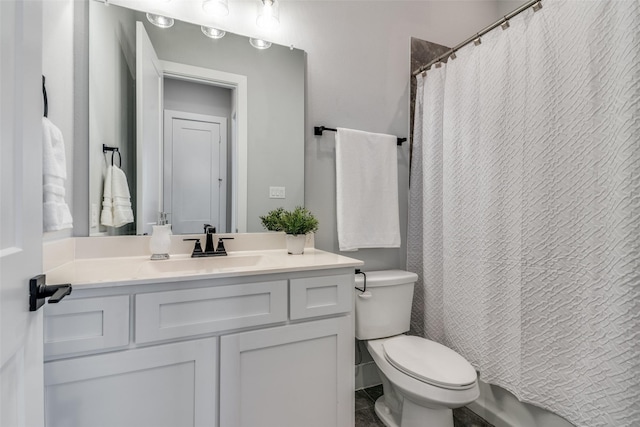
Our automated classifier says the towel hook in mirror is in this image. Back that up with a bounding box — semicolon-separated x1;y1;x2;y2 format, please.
102;144;121;168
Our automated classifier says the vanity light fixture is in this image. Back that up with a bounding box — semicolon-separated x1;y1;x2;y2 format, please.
256;0;279;30
202;0;229;17
146;13;174;28
201;26;226;39
249;38;272;49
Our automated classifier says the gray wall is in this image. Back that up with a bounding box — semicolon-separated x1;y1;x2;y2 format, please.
164;78;232;120
292;2;503;270
76;1;504;266
88;1;137;235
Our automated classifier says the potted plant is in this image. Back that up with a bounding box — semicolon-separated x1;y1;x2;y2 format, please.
260;206;319;254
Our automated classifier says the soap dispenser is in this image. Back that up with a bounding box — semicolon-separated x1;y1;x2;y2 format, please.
149;212;172;260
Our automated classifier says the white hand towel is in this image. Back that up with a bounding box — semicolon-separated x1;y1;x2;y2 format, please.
111;165;134;227
100;164;134;228
335;127;401;251
42;117;73;232
100;165;114;227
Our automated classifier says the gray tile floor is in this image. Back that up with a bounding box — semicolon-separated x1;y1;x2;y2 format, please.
355;385;494;427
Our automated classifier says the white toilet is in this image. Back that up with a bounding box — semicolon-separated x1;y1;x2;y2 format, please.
355;270;479;427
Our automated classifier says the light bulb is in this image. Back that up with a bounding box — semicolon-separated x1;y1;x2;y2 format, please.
249;38;271;49
256;0;279;30
201;26;226;39
202;0;229;17
146;13;174;28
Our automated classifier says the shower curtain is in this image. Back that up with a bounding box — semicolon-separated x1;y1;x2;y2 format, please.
409;1;640;426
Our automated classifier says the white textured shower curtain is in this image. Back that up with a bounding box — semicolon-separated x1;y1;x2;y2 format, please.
409;1;640;426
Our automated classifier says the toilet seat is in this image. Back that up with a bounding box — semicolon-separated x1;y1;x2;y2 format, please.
383;336;477;390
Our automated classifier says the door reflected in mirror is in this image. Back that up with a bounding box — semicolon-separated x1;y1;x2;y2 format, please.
88;2;305;236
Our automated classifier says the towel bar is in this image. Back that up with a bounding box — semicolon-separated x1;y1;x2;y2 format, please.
314;126;406;146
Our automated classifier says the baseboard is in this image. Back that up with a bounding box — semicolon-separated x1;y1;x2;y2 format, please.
355;361;381;391
468;380;573;427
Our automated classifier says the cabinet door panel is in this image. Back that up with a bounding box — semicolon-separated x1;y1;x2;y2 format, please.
220;317;353;427
44;338;216;427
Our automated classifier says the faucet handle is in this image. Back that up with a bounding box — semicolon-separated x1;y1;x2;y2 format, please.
183;238;203;257
216;237;234;253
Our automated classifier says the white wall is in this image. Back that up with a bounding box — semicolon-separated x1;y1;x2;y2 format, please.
42;0;74;241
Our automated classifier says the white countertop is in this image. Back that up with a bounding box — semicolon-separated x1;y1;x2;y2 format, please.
45;248;364;289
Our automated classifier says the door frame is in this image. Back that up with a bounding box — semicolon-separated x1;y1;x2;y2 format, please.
163;110;228;233
161;61;247;233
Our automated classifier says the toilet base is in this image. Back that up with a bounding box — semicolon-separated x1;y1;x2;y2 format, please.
374;395;454;427
374;396;398;427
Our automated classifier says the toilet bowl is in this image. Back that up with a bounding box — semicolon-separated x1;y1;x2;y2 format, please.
354;270;479;427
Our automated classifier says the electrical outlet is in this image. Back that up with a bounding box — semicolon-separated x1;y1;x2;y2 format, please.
269;186;286;199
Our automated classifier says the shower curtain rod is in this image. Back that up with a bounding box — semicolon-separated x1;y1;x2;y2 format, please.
412;0;542;76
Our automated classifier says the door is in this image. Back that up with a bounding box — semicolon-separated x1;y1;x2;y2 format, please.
0;0;45;426
136;22;163;236
164;111;227;234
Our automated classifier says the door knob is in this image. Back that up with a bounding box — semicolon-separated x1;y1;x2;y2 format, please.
29;274;72;311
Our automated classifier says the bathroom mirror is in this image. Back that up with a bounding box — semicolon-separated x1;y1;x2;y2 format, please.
89;1;305;236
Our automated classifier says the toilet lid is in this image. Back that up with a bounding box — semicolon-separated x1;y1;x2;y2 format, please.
383;336;477;389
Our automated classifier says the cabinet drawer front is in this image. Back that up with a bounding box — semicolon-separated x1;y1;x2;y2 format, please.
290;274;353;320
135;280;288;343
44;295;130;359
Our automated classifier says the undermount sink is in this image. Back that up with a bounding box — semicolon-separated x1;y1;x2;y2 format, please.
137;254;265;276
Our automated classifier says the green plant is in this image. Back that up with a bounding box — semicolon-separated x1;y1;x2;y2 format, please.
259;207;286;232
260;206;319;235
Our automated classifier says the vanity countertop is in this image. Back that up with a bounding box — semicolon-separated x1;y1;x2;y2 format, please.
45;248;364;289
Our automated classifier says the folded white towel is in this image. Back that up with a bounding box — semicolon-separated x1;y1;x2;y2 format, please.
100;164;134;228
335;127;401;251
111;165;134;227
100;165;114;227
42;117;73;232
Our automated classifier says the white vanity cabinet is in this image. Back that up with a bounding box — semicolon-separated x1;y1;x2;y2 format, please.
43;269;355;427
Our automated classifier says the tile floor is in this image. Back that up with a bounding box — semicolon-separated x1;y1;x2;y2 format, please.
355;385;494;427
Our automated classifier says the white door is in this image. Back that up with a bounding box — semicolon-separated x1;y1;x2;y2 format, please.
164;111;227;234
0;0;45;426
136;22;163;236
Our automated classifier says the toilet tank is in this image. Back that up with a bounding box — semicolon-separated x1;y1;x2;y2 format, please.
354;270;419;340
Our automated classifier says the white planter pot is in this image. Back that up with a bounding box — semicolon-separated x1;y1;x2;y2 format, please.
286;234;306;255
